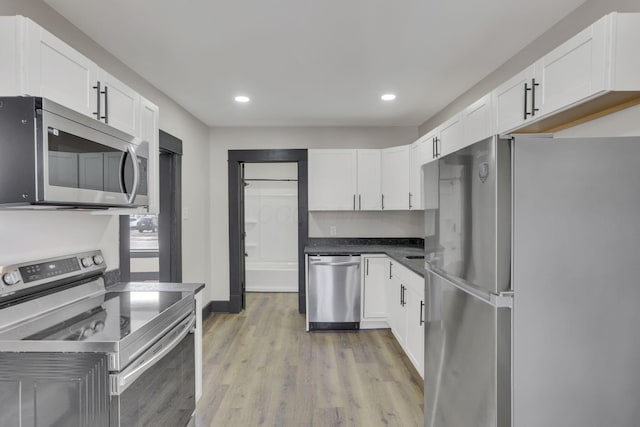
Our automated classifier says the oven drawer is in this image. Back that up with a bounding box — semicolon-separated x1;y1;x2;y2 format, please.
110;314;195;427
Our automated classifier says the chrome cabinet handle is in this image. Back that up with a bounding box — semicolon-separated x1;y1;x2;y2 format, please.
381;194;385;210
409;192;412;209
101;86;109;123
524;82;532;119
531;78;540;117
92;81;101;119
359;194;361;210
420;300;424;325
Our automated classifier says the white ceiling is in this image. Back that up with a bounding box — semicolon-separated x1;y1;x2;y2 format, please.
43;0;587;127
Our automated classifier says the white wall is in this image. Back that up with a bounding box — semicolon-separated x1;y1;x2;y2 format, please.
209;126;418;301
0;1;211;295
418;0;640;135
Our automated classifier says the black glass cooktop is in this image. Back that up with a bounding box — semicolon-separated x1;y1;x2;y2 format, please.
17;290;189;342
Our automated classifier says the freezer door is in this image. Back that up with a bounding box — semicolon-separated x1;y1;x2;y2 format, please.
424;269;511;427
429;136;511;294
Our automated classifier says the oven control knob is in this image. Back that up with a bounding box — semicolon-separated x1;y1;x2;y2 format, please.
81;257;94;268
2;271;20;286
92;255;104;265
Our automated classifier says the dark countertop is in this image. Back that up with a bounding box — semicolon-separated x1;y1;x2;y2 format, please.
305;239;426;277
108;281;206;294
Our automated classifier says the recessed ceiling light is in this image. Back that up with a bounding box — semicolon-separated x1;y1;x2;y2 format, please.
381;93;396;101
235;95;250;103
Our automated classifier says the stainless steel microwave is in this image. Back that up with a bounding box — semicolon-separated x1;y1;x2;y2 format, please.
0;97;149;208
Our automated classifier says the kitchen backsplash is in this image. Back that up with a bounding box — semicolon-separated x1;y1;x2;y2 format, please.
309;210;425;238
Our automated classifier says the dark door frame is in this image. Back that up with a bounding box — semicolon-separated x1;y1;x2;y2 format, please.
119;130;183;282
227;149;308;314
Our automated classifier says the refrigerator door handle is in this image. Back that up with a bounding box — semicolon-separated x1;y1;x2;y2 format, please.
426;264;513;308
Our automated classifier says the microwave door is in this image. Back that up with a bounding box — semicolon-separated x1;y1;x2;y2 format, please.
41;110;133;206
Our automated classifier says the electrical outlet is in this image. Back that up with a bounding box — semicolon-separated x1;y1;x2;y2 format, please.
330;226;337;236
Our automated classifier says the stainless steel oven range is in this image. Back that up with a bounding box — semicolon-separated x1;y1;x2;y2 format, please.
0;250;195;427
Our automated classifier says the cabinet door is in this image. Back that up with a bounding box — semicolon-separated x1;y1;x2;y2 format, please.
385;261;398;335
438;113;464;157
308;149;357;210
140;96;159;213
362;256;388;320
195;291;203;403
23;18;98;118
492;65;534;134
462;94;493;147
98;68;141;137
533;16;608;117
409;138;432;210
381;145;410;210
356;150;381;210
405;281;425;377
0;16;23;96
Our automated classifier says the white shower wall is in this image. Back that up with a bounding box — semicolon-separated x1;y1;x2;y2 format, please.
244;163;298;292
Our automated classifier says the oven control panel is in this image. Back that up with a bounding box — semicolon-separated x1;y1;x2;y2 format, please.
0;250;106;296
19;257;81;284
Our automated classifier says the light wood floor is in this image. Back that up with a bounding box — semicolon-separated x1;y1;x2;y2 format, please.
195;292;424;427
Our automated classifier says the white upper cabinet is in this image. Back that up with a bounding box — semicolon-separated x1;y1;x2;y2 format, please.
97;68;141;137
308;149;357;211
140;96;159;213
23;18;99;118
0;17;23;96
494;13;640;134
381;145;410;210
532;15;608;119
493;65;535;134
1;16;153;140
462;93;493;146
356;149;381;211
438;112;464;157
409;137;432;210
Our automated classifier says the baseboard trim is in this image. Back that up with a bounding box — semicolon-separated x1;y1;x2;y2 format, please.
202;301;213;321
210;300;231;313
246;288;298;293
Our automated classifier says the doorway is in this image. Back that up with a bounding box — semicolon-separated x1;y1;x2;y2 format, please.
228;149;308;314
244;163;299;293
119;130;182;282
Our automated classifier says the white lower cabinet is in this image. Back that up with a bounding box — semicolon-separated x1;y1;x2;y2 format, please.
404;277;425;376
195;290;203;403
361;255;388;328
388;259;425;378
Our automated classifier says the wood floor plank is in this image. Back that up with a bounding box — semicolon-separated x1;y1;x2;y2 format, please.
195;292;423;426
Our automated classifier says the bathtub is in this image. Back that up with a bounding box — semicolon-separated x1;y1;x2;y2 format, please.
245;261;298;292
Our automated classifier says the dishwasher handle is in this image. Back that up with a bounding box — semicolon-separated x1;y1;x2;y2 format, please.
309;261;361;267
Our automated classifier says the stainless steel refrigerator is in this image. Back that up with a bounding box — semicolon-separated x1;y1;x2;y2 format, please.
423;134;640;427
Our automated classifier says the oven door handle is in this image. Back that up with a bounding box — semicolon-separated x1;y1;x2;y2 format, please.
110;315;195;395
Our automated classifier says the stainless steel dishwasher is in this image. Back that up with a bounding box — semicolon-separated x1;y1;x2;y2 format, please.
308;255;361;331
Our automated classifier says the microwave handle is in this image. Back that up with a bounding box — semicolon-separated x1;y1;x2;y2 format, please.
127;144;140;204
119;145;140;204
